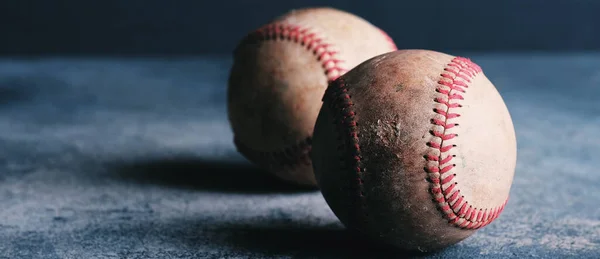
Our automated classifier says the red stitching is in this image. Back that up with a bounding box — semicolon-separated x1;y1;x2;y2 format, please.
324;77;368;221
234;136;312;170
239;23;348;82
232;22;345;169
424;57;507;229
233;22;395;169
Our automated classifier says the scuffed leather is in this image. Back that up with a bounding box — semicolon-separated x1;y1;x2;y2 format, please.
228;7;396;186
312;49;517;251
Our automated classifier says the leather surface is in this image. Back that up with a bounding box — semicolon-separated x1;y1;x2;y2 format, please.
312;50;517;251
228;7;396;186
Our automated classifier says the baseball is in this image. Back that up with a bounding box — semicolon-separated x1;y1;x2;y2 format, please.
311;49;517;251
227;7;397;186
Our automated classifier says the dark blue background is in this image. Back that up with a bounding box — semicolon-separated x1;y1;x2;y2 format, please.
1;0;599;56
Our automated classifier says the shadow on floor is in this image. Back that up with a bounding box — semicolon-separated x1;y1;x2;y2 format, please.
215;222;437;259
108;155;318;194
50;205;446;258
0;77;37;106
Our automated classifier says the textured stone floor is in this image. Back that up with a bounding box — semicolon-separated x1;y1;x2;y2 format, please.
0;53;598;258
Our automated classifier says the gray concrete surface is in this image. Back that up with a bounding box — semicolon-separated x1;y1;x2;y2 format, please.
0;53;598;258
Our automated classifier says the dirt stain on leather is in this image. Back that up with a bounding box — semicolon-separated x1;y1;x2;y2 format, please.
372;117;403;146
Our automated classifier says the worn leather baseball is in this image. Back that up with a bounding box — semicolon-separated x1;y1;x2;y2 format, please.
227;7;397;186
311;49;517;251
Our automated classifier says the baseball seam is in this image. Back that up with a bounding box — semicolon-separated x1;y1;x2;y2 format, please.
324;77;368;223
234;22;396;177
425;57;507;229
238;22;349;82
232;22;348;170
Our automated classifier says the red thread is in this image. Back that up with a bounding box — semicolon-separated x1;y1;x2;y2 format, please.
440;155;454;164
232;22;355;169
239;23;349;82
444;183;456;196
424;57;507;229
448;191;460;203
432;119;458;129
440;166;454;176
324;77;368;223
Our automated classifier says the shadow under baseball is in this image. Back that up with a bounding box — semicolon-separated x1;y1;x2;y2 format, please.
0;76;42;107
216;223;435;259
108;155;317;194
